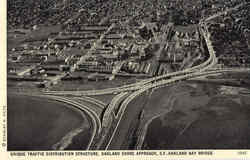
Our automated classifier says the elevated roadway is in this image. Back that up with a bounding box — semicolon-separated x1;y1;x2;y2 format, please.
13;1;250;150
77;96;106;109
40;6;250;149
43;24;216;96
102;92;129;128
105;67;250;149
41;1;248;97
40;22;233;149
39;95;101;149
72;97;104;117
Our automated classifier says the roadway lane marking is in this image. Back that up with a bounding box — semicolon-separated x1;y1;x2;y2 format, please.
38;95;101;149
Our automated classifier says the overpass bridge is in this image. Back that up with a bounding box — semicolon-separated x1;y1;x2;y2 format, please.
42;24;216;96
104;67;250;149
39;7;250;149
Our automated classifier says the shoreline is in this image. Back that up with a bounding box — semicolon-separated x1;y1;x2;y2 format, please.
7;93;92;150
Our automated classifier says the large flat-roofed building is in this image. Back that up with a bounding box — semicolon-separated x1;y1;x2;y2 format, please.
78;64;114;73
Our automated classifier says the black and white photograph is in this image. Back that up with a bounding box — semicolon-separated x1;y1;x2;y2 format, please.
5;0;250;155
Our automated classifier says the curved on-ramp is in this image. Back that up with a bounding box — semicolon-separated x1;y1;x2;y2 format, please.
104;67;250;149
40;95;101;150
43;25;216;96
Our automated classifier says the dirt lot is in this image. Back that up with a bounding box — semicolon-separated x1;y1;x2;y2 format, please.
142;81;250;149
51;76;137;91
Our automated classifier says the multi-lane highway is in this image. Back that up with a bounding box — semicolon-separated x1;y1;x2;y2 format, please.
43;24;216;96
38;3;250;149
95;92;129;149
102;92;129;128
102;20;249;149
40;23;219;150
104;67;250;149
77;96;106;109
39;95;101;150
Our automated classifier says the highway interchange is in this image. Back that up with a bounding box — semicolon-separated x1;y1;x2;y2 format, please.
38;2;250;150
